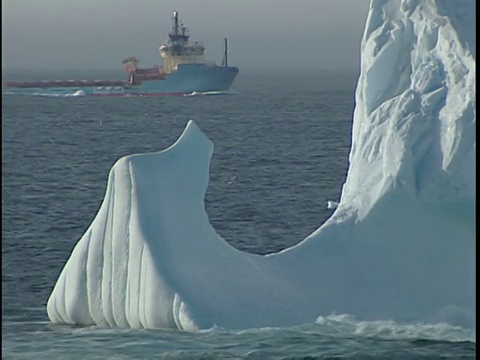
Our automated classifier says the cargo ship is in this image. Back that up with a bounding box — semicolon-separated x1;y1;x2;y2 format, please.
3;11;239;96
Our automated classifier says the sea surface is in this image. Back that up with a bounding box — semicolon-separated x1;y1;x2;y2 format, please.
2;70;475;359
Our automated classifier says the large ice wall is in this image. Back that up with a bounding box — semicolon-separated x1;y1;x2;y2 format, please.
343;0;475;217
47;0;475;330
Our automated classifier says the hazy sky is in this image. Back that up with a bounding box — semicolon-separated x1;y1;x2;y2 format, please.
2;0;370;72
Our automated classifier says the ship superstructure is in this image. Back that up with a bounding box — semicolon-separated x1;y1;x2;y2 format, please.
159;11;206;73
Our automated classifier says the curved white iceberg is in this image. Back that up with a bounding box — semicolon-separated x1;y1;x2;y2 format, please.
47;0;475;330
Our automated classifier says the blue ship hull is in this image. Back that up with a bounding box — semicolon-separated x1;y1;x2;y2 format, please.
3;64;239;97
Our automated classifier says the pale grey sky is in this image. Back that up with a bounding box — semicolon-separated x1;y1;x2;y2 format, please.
2;0;370;72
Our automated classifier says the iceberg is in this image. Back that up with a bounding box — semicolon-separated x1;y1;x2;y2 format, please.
47;0;475;330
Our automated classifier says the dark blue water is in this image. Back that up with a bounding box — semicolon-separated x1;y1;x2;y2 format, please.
2;70;475;359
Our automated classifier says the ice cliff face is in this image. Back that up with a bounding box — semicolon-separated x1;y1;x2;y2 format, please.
342;0;475;219
47;0;475;330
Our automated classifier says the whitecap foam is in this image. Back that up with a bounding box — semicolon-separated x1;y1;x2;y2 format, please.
326;200;339;209
315;313;475;342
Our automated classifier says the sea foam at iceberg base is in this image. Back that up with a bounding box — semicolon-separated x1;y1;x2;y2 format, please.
47;0;475;331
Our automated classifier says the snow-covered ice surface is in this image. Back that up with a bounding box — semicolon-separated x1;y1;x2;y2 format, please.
47;0;475;331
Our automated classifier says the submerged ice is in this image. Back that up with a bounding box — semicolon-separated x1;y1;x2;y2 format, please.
47;0;475;330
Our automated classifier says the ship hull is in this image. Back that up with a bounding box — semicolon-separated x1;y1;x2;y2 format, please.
3;64;239;96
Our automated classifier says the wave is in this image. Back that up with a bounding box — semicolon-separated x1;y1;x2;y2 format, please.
184;89;239;97
314;313;475;343
189;312;475;345
2;90;86;97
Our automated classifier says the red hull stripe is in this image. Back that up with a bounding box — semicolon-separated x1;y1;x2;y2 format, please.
88;92;187;97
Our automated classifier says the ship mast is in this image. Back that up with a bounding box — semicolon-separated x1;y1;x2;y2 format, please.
173;11;179;35
222;38;228;67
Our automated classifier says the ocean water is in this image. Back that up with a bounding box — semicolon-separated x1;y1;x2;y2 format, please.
2;70;475;359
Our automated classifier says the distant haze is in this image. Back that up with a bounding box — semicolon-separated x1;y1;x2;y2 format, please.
2;0;370;73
